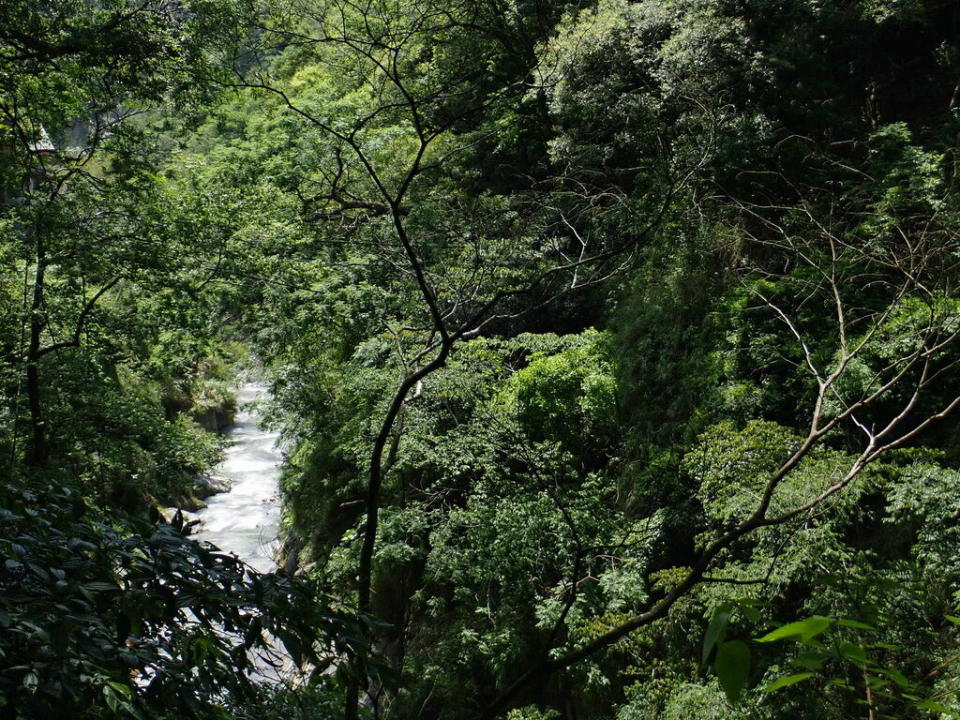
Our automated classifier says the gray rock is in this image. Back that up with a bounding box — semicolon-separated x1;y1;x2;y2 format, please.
193;473;232;499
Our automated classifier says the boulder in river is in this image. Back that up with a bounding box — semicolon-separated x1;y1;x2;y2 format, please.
194;473;232;499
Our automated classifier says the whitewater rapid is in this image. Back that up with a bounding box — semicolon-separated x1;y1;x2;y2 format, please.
193;382;282;573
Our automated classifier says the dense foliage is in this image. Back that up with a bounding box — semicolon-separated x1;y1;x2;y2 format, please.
3;0;960;718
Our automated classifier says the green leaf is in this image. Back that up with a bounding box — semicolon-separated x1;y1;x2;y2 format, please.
756;616;832;643
945;615;960;626
764;672;815;692
838;642;867;666
740;605;761;624
107;681;132;697
828;678;856;691
918;699;960;718
104;687;118;713
793;651;827;671
702;604;733;667
838;619;875;631
879;668;914;690
715;640;750;704
83;582;120;592
733;598;762;624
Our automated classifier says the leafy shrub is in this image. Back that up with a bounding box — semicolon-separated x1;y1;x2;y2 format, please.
0;479;362;719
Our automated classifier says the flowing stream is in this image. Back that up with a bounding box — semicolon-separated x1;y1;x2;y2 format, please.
185;382;300;682
193;382;283;574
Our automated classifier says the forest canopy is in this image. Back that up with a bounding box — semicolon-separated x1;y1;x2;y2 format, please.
2;1;960;719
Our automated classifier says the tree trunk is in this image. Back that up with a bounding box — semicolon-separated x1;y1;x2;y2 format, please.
25;244;48;468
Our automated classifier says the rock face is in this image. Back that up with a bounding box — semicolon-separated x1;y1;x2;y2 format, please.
194;406;236;433
178;495;207;512
194;473;232;499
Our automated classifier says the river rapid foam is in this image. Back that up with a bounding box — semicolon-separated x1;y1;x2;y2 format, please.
193;382;282;573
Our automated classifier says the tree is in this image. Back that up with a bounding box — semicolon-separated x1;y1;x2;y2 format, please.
0;6;373;719
122;1;960;717
481;129;960;715
222;1;715;713
0;0;252;487
0;479;364;719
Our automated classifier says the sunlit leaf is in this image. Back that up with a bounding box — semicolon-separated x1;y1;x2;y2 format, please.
764;673;815;692
756;616;832;643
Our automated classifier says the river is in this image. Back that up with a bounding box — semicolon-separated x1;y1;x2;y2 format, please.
192;382;283;574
